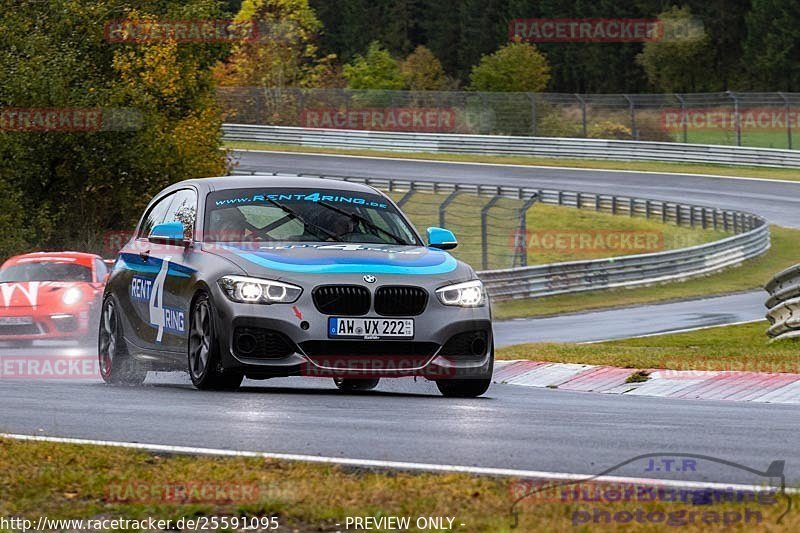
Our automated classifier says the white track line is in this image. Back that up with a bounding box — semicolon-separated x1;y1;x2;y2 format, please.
231;149;800;186
579;319;765;345
2;433;792;493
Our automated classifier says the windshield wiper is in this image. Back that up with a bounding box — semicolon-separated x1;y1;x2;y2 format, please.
317;201;410;245
265;198;342;242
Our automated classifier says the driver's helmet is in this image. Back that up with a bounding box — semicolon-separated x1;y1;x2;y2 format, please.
210;207;248;242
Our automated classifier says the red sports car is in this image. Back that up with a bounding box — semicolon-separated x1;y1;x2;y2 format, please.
0;252;109;347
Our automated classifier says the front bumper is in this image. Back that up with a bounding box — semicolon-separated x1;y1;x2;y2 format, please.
210;281;493;380
0;309;95;342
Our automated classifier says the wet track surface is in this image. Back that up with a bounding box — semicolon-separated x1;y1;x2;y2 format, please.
1;153;797;484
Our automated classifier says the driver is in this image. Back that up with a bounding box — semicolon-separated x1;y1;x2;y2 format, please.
210;207;250;242
313;209;356;241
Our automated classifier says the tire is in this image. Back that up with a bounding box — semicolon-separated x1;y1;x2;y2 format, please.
188;292;243;391
98;296;147;385
436;349;494;398
334;378;380;391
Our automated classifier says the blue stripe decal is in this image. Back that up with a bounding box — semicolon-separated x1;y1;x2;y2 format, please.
232;250;458;275
115;253;195;278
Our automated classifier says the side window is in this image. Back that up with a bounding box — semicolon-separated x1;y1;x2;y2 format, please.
163;189;198;239
138;193;175;239
94;258;108;282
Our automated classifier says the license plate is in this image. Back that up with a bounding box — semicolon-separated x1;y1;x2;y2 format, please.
329;317;414;339
0;316;34;326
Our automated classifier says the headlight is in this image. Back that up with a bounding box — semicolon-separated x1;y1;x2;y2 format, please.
218;275;302;304
436;280;486;307
61;287;83;306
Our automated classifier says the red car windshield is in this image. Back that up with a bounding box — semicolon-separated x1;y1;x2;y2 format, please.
0;262;92;282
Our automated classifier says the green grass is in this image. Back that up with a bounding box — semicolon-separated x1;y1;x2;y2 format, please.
2;438;797;532
225;141;800;182
388;192;723;270
492;225;799;320
678;129;796;150
497;321;800;375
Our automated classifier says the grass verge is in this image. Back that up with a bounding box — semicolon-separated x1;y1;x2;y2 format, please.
492;225;799;320
497;321;800;374
1;438;796;532
387;192;722;270
226;141;800;182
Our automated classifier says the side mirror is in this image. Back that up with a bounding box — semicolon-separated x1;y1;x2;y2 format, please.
149;222;189;246
427;227;458;250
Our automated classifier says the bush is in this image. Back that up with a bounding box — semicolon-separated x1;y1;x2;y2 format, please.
588;121;634;140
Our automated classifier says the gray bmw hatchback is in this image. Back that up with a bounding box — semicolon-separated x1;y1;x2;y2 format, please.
100;175;493;397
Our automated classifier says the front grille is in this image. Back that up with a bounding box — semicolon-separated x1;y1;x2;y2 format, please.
233;327;296;359
375;286;428;316
313;285;370;316
440;330;490;358
0;324;40;336
300;340;438;358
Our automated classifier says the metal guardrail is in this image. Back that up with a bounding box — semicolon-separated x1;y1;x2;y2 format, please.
257;173;771;302
765;266;800;341
224;124;800;168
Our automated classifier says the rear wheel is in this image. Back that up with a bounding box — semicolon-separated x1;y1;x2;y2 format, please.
334;378;380;391
188;292;243;391
98;297;147;385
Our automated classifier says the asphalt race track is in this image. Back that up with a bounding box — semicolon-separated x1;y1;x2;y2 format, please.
2;152;798;486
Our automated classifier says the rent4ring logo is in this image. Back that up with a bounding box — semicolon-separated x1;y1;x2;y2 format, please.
130;259;185;341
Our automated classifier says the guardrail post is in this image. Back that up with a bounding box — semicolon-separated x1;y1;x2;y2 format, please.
611;196;617;215
577;192;582;209
645;200;651;219
515;194;539;267
595;194;600;211
661;202;667;223
728;91;742;146
439;190;461;228
575;94;587;137
629;198;634;217
481;195;502;269
779;92;792;149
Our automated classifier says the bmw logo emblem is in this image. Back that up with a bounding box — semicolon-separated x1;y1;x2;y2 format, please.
363;275;377;284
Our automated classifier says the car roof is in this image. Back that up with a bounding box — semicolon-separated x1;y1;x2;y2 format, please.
174;174;381;195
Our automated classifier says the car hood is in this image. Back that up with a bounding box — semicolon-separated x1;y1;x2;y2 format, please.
0;281;98;309
203;242;473;281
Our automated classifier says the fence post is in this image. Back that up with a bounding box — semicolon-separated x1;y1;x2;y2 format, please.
515;194;539;268
727;91;742;146
527;93;537;136
481;195;502;270
779;92;792;149
624;94;638;139
439;190;461;228
575;94;587;137
675;93;688;143
397;187;416;208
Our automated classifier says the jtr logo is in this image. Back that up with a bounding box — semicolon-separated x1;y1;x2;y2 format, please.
0;282;40;308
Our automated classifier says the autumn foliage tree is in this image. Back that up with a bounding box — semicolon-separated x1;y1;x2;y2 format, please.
0;0;228;255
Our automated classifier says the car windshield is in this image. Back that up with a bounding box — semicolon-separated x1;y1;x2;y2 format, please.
0;261;92;282
204;188;420;245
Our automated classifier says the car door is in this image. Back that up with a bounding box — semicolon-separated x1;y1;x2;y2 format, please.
115;191;175;353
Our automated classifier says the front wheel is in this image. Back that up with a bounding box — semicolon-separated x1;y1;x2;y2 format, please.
98;297;147;385
334;378;380;391
188;292;243;391
436;377;491;398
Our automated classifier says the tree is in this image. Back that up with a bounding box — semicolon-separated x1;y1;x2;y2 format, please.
742;0;800;91
468;42;550;92
343;41;405;90
401;45;449;90
636;6;713;93
213;0;334;88
0;0;228;254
